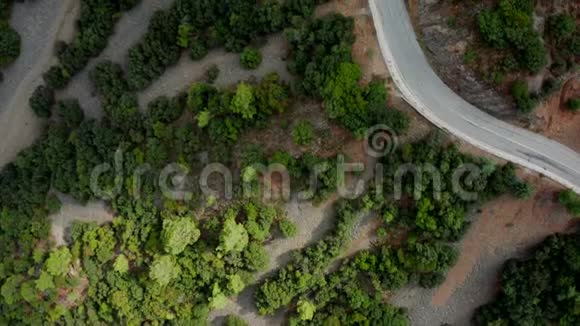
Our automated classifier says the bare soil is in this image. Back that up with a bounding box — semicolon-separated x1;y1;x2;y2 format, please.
0;0;76;168
49;194;114;246
535;76;580;152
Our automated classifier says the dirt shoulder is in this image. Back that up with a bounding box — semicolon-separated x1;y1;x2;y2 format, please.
408;0;580;148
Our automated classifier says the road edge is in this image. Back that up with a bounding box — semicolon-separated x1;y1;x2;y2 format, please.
368;0;580;194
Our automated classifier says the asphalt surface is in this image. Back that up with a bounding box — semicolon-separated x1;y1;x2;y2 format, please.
369;0;580;193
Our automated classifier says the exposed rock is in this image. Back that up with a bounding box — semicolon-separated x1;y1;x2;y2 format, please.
414;0;515;119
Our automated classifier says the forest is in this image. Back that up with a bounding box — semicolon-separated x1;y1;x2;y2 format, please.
254;134;529;322
0;0;542;324
474;232;580;325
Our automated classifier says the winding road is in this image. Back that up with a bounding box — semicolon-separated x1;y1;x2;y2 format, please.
369;0;580;193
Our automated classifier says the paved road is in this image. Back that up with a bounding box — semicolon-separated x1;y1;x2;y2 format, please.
369;0;580;193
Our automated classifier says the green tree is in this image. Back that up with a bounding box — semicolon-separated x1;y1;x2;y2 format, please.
45;247;72;276
177;23;193;48
511;80;536;113
231;82;256;120
161;217;201;255
478;9;506;48
150;255;181;287
29;85;55;118
292;121;315;146
35;271;55;292
240;47;263;69
559;189;580;217
219;211;249;254
227;274;245;295
547;14;576;42
297;299;316;321
567;98;580;112
278;218;298;238
0;21;20;67
205;64;220;84
244;242;270;271
226;315;249;326
190;39;209;60
147;95;185;124
209;283;228;309
113;254;129;274
322;62;369;134
1;275;23;305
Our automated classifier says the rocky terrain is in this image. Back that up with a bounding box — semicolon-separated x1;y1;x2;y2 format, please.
409;0;515;119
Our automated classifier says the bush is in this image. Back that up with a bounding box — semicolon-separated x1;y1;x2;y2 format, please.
477;0;547;73
240;47;263;70
56;99;84;129
559;189;580;216
567;98;580;112
190;39;209;60
511;181;534;199
205;64;220;84
511;80;536;113
278;218;297;238
291;121;315;146
547;14;576;42
0;21;20;67
226;315;249;326
29;85;55;118
463;48;477;64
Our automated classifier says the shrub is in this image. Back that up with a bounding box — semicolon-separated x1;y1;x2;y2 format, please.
559;189;580;216
511;80;536;113
292;121;315;146
240;47;263;70
463;48;477;64
278;218;297;238
547;14;576;42
511;181;534;199
226;315;249;326
0;22;20;67
567;98;580;112
477;9;506;49
29;85;55;118
477;0;547;73
205;64;220;84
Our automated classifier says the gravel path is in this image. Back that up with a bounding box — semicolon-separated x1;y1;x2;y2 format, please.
58;0;174;118
209;198;338;325
0;0;75;168
138;34;292;108
49;194;114;246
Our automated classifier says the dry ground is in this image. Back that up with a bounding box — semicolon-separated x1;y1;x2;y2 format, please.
535;76;580;152
393;171;576;326
2;1;578;325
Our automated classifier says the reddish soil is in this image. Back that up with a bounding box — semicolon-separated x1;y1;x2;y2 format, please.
535;77;580;152
432;174;577;306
